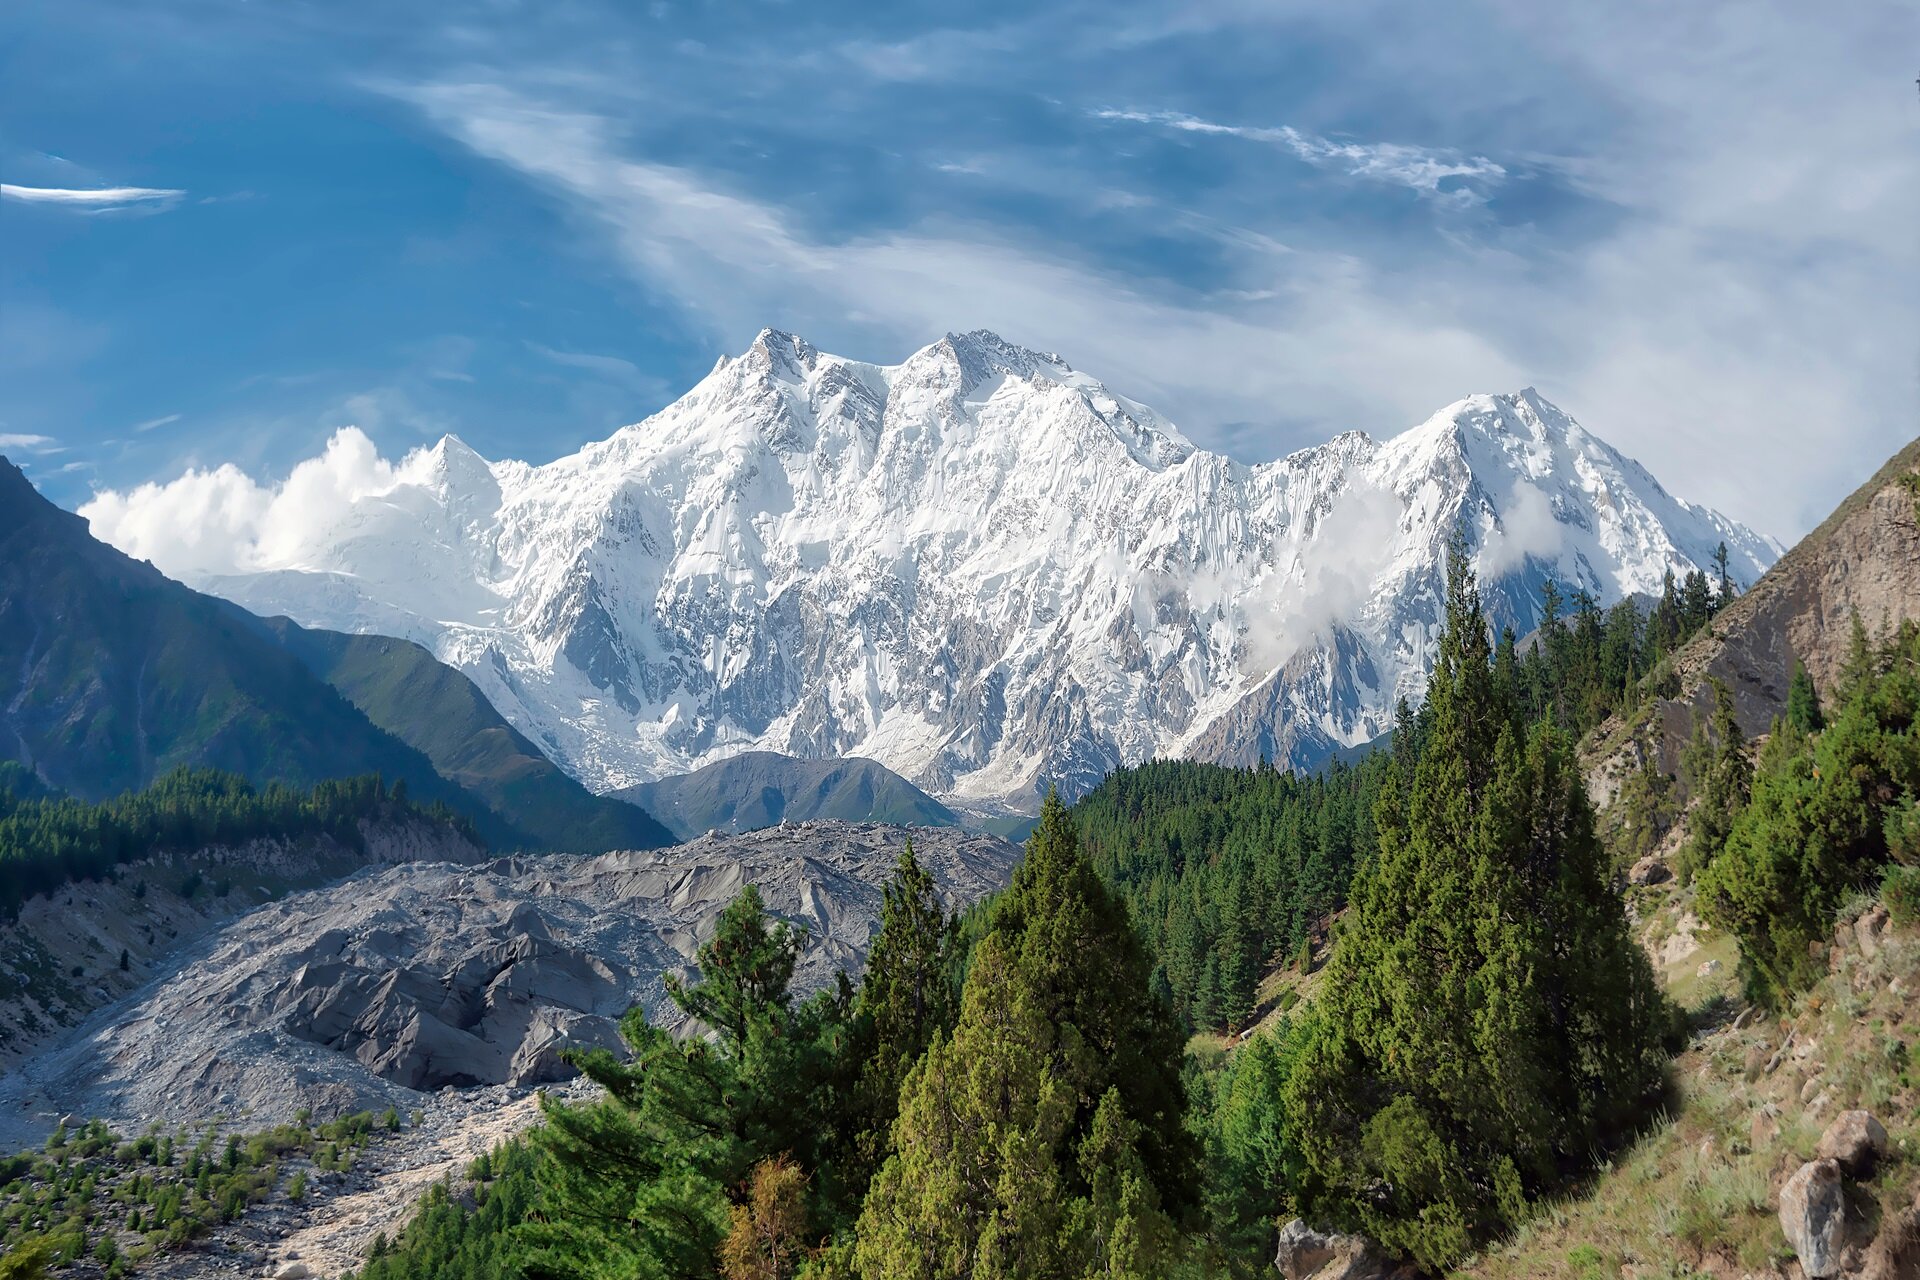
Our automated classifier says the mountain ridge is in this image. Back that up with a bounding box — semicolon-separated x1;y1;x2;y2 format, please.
82;331;1780;802
0;458;669;851
615;750;958;841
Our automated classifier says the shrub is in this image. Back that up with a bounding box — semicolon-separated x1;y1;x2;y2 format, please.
1883;864;1920;926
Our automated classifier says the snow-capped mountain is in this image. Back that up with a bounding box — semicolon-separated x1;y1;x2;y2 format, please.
134;329;1777;802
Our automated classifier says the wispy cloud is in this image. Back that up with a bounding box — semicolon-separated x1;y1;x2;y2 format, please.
0;433;58;453
381;80;1524;441
132;413;182;433
1;184;185;211
1093;108;1506;207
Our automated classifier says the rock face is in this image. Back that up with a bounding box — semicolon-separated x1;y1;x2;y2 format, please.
1587;437;1920;807
1779;1158;1847;1279
0;822;1018;1141
91;330;1774;803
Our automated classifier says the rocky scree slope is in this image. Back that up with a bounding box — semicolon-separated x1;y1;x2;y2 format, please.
128;331;1775;802
0;821;1018;1146
0;818;484;1075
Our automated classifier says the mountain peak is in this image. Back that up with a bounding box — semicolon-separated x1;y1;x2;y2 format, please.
113;331;1779;804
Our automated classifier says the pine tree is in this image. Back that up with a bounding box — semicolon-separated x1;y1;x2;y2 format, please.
1785;661;1824;735
1678;678;1753;880
522;886;820;1280
852;793;1198;1278
849;841;956;1179
1280;533;1671;1270
720;1157;810;1280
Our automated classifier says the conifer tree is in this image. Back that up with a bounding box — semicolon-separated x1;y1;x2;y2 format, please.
1678;678;1753;880
848;841;957;1179
852;793;1198;1278
1786;661;1824;735
1280;533;1670;1270
522;886;820;1280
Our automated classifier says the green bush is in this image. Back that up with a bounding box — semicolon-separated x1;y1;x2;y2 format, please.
1883;864;1920;926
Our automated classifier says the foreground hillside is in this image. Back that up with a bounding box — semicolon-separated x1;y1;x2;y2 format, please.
1459;887;1920;1279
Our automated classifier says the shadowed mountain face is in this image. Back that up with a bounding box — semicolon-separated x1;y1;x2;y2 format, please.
0;457;468;809
266;622;670;851
614;751;958;840
0;459;667;852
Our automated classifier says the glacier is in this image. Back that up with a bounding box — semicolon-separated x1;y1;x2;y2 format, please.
123;329;1778;803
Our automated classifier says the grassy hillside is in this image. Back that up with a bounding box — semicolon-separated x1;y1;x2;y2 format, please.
0;459;477;823
266;622;671;852
616;750;956;840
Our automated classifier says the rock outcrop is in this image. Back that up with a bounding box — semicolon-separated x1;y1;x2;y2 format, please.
1816;1110;1890;1178
1273;1219;1420;1280
1587;438;1920;808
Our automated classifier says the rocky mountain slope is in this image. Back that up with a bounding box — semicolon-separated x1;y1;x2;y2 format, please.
0;822;1018;1148
0;459;668;851
91;331;1777;802
1586;436;1920;806
0;819;485;1074
615;750;957;840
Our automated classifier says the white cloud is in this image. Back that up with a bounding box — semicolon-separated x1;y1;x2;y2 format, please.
1;184;184;209
1244;476;1406;672
79;426;427;580
1093;108;1507;206
132;413;182;433
379;80;1526;458
0;433;58;452
1478;478;1563;579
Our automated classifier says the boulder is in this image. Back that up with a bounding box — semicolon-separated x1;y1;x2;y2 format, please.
1272;1219;1416;1280
273;1264;313;1280
1275;1220;1342;1279
1779;1159;1846;1278
1629;856;1672;886
1815;1109;1888;1177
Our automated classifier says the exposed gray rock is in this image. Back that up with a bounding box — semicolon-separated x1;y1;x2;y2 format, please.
1629;855;1672;886
1779;1158;1847;1278
0;822;1017;1145
1815;1109;1888;1178
1272;1218;1417;1280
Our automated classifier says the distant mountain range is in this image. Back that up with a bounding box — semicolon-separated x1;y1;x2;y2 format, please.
616;751;958;841
0;459;669;852
83;329;1780;804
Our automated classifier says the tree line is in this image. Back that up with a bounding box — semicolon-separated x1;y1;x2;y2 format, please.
0;765;475;917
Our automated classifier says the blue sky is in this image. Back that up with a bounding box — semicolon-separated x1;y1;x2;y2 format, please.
4;0;1916;540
